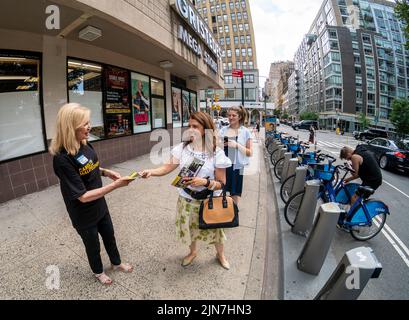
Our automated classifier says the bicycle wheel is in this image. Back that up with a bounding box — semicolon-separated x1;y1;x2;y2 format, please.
349;200;388;241
267;142;275;154
284;190;305;227
350;213;386;241
280;174;295;203
274;158;284;180
270;149;279;165
332;169;339;188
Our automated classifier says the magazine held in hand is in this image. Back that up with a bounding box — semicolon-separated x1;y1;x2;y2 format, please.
171;157;205;188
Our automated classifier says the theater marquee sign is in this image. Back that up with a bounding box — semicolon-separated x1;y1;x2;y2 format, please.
170;0;220;73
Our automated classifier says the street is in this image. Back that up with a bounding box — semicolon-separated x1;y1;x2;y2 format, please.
275;124;409;299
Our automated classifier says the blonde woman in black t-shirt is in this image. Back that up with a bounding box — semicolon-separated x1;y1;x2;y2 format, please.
50;103;134;285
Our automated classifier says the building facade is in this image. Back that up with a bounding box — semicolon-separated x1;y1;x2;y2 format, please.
288;0;408;132
274;62;295;108
0;0;224;203
194;0;266;120
287;70;300;120
265;61;293;104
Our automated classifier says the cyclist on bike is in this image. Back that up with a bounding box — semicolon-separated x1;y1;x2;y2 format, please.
340;145;382;204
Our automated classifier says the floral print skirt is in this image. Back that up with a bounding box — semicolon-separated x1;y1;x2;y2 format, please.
176;196;226;245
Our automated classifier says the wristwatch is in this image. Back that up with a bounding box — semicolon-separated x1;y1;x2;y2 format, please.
205;176;211;188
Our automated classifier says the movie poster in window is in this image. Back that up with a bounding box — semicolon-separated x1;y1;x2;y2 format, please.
132;72;151;133
190;92;197;113
172;87;182;128
104;66;132;137
182;90;190;127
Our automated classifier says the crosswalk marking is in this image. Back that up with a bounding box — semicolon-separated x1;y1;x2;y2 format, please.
316;141;357;150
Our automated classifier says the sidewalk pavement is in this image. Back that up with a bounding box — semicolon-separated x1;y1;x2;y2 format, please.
0;138;282;300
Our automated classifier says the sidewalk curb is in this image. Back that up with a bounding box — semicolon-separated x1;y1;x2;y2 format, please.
262;147;284;300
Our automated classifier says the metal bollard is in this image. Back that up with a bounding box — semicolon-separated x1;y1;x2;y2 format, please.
297;202;341;275
315;247;382;300
291;180;321;236
290;166;308;198
284;158;299;184
280;152;293;183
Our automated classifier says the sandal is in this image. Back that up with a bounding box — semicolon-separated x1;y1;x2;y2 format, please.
216;254;230;270
95;272;113;285
181;253;197;267
111;262;134;273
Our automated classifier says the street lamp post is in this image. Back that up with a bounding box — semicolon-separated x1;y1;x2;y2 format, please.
264;95;269;124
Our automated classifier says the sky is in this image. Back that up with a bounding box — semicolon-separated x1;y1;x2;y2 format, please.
249;0;325;85
249;0;395;88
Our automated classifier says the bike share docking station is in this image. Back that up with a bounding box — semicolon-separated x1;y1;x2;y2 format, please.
290;166;308;198
315;247;382;300
280;152;294;182
297;202;342;275
292;180;321;237
275;148;287;165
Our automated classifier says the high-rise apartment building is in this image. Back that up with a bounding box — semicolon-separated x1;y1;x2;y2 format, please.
289;0;408;132
194;0;260;115
265;61;293;103
274;62;295;108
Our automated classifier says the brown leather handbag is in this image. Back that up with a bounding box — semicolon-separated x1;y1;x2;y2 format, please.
198;184;239;229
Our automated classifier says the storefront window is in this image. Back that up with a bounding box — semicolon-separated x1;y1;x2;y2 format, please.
151;78;164;96
131;72;151;133
182;90;190;127
152;98;165;129
104;66;132;137
190;92;198;113
67;59;104;140
0;52;45;161
151;78;165;129
172;87;182;128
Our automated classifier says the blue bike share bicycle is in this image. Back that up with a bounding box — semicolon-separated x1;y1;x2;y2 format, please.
283;159;390;241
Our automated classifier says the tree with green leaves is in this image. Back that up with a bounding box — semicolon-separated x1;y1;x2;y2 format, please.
390;99;409;139
395;0;409;50
300;112;319;121
273;108;282;118
358;112;370;130
282;112;289;120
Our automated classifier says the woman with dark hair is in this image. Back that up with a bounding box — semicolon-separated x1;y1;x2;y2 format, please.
219;106;253;205
139;112;232;269
309;125;315;144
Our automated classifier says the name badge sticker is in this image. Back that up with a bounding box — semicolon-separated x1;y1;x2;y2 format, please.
76;155;89;166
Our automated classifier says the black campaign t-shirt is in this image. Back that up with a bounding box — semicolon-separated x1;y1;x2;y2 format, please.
53;143;108;230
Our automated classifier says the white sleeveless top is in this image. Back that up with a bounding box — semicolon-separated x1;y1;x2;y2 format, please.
171;143;232;200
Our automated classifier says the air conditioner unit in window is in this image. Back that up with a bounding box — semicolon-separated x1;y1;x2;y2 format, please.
79;26;102;41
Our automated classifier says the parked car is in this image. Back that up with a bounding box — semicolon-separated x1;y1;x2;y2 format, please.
360;138;409;174
292;120;319;130
354;128;388;141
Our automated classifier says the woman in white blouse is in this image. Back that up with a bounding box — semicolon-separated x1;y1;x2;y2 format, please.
219;106;253;205
139;112;232;270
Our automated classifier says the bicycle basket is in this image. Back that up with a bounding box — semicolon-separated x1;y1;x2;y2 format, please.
288;144;299;152
300;153;316;164
316;169;334;181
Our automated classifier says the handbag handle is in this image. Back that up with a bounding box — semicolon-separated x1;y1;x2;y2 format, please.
208;182;227;210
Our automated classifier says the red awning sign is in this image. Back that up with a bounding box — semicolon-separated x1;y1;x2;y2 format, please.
232;69;243;78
